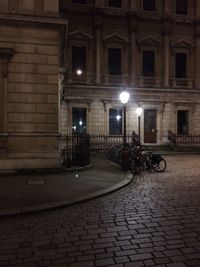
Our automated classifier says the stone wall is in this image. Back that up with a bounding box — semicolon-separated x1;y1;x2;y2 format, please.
0;1;66;169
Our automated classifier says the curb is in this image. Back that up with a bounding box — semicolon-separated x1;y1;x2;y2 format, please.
0;173;133;217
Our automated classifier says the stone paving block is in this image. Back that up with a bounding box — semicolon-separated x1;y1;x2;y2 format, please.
115;249;137;257
95;237;116;244
95;257;115;266
167;263;187;267
155;257;171;264
115;256;130;263
95;252;114;259
77;255;95;261
125;261;144;266
69;261;94;267
129;253;153;261
143;259;155;266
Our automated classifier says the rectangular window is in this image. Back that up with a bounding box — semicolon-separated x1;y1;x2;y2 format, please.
176;0;187;15
143;0;155;11
175;53;187;78
72;0;86;4
142;51;155;77
72;108;87;134
108;48;121;75
109;109;122;135
108;0;122;8
177;110;188;135
72;46;86;73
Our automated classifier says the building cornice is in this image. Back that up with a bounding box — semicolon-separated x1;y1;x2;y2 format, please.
0;13;67;27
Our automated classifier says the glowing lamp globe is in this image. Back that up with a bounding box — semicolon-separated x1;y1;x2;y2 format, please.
119;91;130;104
136;107;143;117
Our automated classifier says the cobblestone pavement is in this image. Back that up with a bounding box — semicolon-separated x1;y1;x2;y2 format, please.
0;155;200;267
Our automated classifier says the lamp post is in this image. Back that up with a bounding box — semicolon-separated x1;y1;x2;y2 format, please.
136;107;143;143
119;91;130;170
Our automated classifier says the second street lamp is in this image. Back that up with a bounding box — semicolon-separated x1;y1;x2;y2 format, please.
136;107;143;143
119;91;130;171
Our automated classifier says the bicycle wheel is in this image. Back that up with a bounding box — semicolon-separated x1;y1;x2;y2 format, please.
152;158;166;172
129;158;141;174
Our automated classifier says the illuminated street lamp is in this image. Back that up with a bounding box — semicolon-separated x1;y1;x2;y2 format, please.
119;91;130;170
136;107;143;142
76;69;82;75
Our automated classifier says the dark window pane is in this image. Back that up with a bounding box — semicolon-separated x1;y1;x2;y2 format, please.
142;51;155;77
177;110;188;135
175;53;187;78
176;0;188;15
143;0;155;11
109;109;122;135
72;108;87;134
72;0;86;4
108;0;122;8
108;48;121;75
72;46;86;73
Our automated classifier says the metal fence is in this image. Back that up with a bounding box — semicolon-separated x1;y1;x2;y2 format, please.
168;131;200;146
61;134;90;168
60;134;134;168
90;134;133;152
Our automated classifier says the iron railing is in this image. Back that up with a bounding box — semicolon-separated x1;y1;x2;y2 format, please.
168;131;200;146
90;134;132;151
171;78;194;89
61;134;90;168
60;134;134;168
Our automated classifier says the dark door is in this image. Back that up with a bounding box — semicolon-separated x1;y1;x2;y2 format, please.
177;110;188;135
144;109;157;143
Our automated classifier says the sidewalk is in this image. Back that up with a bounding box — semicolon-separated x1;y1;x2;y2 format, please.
0;153;132;216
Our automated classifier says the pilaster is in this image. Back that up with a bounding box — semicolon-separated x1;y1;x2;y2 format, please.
196;0;200;18
94;13;101;84
163;0;172;16
0;48;15;133
195;24;200;89
129;0;137;11
163;21;171;88
129;17;137;87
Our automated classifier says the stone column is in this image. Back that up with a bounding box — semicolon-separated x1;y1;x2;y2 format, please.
94;14;101;84
164;0;173;16
130;0;137;10
0;48;15;133
34;0;43;12
58;68;67;135
163;22;171;88
195;25;200;89
8;0;18;10
170;103;176;133
196;1;200;18
129;17;137;87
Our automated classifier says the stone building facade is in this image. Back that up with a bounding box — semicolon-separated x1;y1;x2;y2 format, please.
1;0;200;170
0;0;67;169
60;0;200;146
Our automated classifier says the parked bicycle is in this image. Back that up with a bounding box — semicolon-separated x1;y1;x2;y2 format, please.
130;146;166;174
105;133;167;174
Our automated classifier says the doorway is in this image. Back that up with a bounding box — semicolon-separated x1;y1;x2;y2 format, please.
144;109;157;143
177;110;188;135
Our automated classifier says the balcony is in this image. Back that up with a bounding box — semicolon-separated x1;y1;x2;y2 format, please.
68;72;94;84
171;78;194;89
138;76;162;88
101;75;129;86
